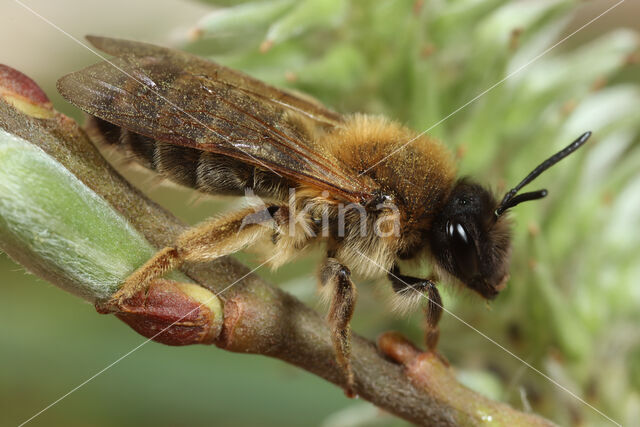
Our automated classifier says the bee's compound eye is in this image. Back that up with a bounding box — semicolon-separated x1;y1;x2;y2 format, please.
446;221;478;277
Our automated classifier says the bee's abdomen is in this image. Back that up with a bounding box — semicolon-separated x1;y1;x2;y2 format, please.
86;116;289;199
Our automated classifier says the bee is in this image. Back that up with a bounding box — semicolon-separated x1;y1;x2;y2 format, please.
57;36;590;396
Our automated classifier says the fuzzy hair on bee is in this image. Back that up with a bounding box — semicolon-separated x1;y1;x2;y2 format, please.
58;36;591;397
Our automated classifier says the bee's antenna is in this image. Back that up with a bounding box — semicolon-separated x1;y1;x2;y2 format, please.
495;131;592;217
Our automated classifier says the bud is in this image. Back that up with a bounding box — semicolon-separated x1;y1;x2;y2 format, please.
98;279;223;346
0;64;53;119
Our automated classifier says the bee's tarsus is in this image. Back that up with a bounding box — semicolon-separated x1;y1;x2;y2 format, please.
425;283;443;351
104;246;182;310
388;266;442;352
321;257;357;397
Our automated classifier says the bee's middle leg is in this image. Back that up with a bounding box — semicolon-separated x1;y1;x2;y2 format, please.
101;206;280;311
320;257;358;397
388;265;443;351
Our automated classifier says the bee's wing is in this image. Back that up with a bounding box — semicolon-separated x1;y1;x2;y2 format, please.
57;36;376;203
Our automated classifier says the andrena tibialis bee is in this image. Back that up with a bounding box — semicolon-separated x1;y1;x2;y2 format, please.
57;36;590;396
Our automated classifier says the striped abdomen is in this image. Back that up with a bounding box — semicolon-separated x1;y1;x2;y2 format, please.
86;116;293;201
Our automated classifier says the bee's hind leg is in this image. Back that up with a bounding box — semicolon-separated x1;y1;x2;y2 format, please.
320;257;358;398
388;265;443;351
99;205;280;312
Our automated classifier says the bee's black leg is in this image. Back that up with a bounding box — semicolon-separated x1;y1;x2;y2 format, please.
320;257;357;397
388;265;443;351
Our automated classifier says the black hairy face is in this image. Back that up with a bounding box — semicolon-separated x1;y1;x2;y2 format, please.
428;179;512;299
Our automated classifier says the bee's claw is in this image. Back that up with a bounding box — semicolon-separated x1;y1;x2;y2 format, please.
321;257;358;399
344;383;357;399
95;292;125;314
95;286;141;314
431;349;450;367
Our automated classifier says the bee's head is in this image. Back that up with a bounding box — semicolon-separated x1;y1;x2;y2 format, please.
428;131;592;299
429;180;511;299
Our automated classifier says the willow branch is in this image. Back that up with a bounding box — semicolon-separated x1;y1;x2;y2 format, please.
0;66;553;426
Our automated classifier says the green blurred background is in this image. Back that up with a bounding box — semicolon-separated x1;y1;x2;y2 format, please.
2;0;640;426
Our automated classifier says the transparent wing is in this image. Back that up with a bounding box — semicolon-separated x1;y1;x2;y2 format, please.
57;36;376;202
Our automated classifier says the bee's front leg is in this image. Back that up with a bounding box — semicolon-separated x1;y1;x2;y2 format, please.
99;206;280;312
388;265;443;351
320;257;358;397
